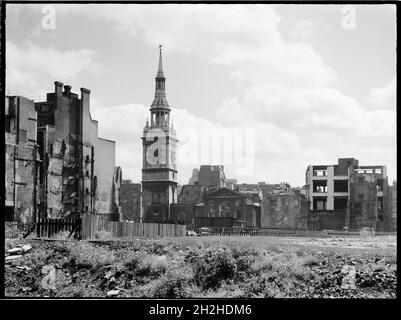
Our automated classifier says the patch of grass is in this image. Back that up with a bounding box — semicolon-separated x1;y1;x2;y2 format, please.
130;254;169;278
189;245;237;290
301;256;320;267
67;242;116;268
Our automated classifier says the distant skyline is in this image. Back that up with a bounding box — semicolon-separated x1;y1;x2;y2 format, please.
6;4;396;186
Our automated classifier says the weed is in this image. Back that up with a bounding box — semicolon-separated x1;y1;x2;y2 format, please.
191;246;237;290
67;242;116;268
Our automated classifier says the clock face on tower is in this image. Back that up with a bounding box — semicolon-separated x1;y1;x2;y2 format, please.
145;130;167;166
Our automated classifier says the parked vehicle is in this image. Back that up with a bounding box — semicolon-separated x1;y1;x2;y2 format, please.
186;230;199;236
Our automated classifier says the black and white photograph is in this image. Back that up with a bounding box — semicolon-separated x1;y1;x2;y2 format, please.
1;0;397;305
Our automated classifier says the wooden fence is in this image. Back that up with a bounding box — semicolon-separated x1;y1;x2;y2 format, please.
187;227;259;236
81;214;186;240
186;226;397;238
34;218;81;239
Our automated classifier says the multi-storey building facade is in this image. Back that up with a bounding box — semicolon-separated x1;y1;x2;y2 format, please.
305;158;392;231
142;46;178;222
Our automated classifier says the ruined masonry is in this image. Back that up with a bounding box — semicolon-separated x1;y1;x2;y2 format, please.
5;82;120;223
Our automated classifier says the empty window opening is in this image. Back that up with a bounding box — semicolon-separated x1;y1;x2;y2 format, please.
334;180;348;192
313;197;327;210
359;194;364;201
334;197;348;210
313;166;328;177
375;168;382;174
313;180;327;193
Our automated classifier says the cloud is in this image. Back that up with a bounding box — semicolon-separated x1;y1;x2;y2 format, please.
366;77;396;110
6;40;102;96
288;19;314;39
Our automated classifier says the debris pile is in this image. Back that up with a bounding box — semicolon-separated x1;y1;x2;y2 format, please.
5;244;32;262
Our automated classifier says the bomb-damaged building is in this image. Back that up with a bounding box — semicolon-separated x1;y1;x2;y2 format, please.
5;82;121;223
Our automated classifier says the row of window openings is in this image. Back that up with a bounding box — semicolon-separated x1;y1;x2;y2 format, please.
313;168;382;176
312;180;348;193
313;197;384;210
355;168;382;174
313;180;383;193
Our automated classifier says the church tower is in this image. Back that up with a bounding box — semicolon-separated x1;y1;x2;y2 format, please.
141;46;178;222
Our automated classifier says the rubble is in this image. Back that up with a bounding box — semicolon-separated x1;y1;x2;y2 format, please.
22;245;33;252
5;255;23;262
7;248;23;254
106;289;120;297
341;265;356;289
41;265;56;290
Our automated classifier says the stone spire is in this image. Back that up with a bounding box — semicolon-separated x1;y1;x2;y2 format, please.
156;45;165;79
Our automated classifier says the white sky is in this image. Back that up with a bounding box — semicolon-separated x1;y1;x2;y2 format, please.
6;4;397;187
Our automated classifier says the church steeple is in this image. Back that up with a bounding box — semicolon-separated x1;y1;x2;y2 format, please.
141;45;178;223
150;45;171;126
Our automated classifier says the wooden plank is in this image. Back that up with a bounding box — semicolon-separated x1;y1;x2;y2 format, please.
153;223;157;238
36;219;40;238
82;215;87;240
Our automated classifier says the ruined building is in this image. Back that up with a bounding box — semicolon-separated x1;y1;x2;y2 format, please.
188;169;199;185
188;165;227;191
305;158;393;231
142;46;178;222
34;82;119;219
5;96;40;223
258;183;308;229
120;180;142;222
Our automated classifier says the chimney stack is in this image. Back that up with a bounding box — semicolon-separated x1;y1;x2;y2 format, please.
54;81;63;96
64;85;71;96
